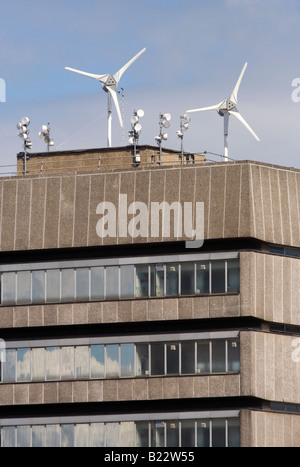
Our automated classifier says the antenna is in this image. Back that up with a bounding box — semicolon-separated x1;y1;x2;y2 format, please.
39;123;54;151
128;109;144;165
186;62;260;161
176;113;191;164
155;113;171;165
17;117;32;175
65;48;146;147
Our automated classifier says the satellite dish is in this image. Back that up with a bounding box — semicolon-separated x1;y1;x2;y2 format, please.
135;123;142;132
21;116;30;126
163;113;171;121
162;133;168;140
129;137;134;145
163;121;170;129
137;109;144;118
183;113;191;122
131;116;138;124
42;125;48;133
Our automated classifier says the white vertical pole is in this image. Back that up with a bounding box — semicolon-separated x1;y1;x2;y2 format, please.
224;112;229;162
107;92;112;147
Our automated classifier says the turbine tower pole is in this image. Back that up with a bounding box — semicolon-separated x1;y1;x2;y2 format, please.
224;113;229;162
107;92;112;147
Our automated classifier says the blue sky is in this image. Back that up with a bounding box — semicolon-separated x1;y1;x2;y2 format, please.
0;0;300;171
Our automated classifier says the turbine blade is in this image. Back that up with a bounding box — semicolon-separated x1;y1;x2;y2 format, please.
229;110;260;142
107;87;123;127
113;47;146;83
65;67;108;82
230;62;248;105
186;102;223;113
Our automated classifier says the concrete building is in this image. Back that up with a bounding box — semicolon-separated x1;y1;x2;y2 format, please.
0;147;299;447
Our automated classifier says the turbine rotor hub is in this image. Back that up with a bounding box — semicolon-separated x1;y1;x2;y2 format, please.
102;75;118;92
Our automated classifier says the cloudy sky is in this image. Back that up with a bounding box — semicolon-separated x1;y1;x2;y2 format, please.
0;0;300;172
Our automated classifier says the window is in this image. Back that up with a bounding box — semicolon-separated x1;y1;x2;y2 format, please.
212;340;226;373
61;347;74;380
1;417;240;447
166;343;179;375
17;348;31;382
197;342;210;374
120;266;134;299
0;255;240;306
106;266;119;299
136;344;149;376
32;348;45;381
135;265;149;298
45;347;60;380
46;270;60;303
90;345;104;379
75;346;89;379
106;345;119;378
181;342;195;375
211;261;225;294
120;344;135;377
181;263;195;295
151;343;164;376
76;268;89;301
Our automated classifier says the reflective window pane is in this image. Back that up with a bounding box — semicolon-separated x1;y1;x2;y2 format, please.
212;341;226;373
120;344;135;377
228;419;240;447
151;343;164;376
75;424;89;447
152;422;165;448
151;265;164;297
61;347;74;380
181;342;195;374
32;348;45;381
75;346;89;379
32;425;45;447
17;425;31;447
167;421;179;447
136;422;149;447
120;422;135;447
76;268;90;301
227;259;240;293
17;348;31;382
32;270;45;303
90;423;105;447
106;423;119;447
106;345;119;378
2;272;16;305
16;271;31;305
61;269;75;302
135;265;149;298
45;347;60;380
211;261;225;294
61;424;75;447
181;263;195;296
212;419;226;447
106;266;119;299
196;262;209;294
197;420;210;447
3;349;16;382
228;340;240;372
91;345;104;379
197;342;210;374
181;420;195;447
136;344;149;376
91;267;104;300
166;343;179;375
2;427;16;447
46;269;60;303
120;265;134;299
46;425;60;447
166;265;179;296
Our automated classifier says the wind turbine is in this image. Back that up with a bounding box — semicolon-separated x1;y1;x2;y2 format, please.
65;48;146;147
186;62;260;161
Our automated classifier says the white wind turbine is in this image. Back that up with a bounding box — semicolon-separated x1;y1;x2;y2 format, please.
186;62;260;161
65;48;146;147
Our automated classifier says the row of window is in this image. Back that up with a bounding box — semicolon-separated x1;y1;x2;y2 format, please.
1;418;240;448
1;338;240;383
0;258;240;306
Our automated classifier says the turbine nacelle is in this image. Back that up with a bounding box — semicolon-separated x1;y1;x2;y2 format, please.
217;99;237;116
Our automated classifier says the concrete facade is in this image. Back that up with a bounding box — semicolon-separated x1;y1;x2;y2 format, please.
0;152;299;448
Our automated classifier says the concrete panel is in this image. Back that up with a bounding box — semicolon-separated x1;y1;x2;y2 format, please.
15;179;31;250
73;175;90;246
29;178;47;250
44;177;61;249
59;175;76;247
224;164;241;238
1;180;17;251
